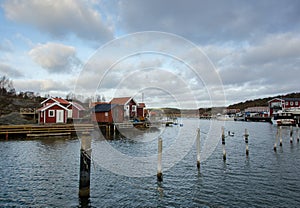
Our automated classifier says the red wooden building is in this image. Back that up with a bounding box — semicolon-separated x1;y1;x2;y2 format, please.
110;97;139;120
37;97;86;124
268;98;300;116
67;102;86;119
92;104;124;123
38;102;69;124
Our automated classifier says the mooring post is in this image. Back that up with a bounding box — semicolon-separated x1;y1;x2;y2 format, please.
79;131;92;198
244;128;249;156
6;131;8;141
274;127;279;152
279;126;283;146
290;126;293;144
222;127;226;161
196;128;201;170
297;124;299;143
157;137;163;181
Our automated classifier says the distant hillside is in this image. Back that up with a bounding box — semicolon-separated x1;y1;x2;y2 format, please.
228;92;300;111
0;95;43;116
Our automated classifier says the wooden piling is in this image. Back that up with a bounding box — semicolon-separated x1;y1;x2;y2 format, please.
274;127;279;152
244;128;249;156
196;128;200;170
6;131;8;141
222;127;226;161
290;126;293;144
297;124;299;143
279;126;282;146
79;131;92;198
157;137;163;181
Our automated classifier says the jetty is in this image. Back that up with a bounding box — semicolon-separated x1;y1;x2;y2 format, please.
0;124;94;140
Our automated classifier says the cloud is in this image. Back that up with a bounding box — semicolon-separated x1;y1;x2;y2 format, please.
117;0;300;43
28;42;81;73
14;79;71;93
2;0;114;42
0;63;23;78
202;32;300;104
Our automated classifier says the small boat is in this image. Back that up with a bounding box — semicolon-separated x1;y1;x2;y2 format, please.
271;109;299;126
216;114;234;121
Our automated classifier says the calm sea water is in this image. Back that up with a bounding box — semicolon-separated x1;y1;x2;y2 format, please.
1;119;300;207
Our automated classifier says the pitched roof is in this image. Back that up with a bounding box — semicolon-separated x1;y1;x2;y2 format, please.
93;104;118;112
268;97;300;103
41;97;70;105
37;102;69;112
138;103;146;108
90;102;109;107
283;98;300;101
68;102;86;111
110;97;132;105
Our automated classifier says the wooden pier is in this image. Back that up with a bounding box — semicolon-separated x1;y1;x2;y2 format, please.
0;124;95;140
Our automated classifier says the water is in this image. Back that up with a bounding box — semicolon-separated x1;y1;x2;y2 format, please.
1;119;300;207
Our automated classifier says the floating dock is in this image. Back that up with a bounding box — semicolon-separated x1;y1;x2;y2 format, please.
0;124;95;140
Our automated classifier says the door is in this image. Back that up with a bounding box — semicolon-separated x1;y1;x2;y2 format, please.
56;110;64;123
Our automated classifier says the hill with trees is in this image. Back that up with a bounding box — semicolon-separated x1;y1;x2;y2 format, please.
227;92;300;111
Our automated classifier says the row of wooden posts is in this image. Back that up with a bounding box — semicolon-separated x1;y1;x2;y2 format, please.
274;124;300;151
79;124;300;197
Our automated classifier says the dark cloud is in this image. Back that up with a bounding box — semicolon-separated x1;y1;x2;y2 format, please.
117;0;300;43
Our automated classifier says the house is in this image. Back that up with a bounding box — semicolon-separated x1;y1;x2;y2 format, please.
137;103;148;119
37;102;69;124
244;106;269;117
92;104;124;123
67;102;86;119
110;97;139;120
37;97;86;124
268;98;300;116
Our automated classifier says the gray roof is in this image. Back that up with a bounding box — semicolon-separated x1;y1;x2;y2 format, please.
93;104;119;112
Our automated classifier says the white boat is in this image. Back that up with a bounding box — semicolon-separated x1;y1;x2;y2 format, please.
272;108;300;126
216;114;234;121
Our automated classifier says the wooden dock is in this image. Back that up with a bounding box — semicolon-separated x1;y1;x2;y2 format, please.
0;124;95;140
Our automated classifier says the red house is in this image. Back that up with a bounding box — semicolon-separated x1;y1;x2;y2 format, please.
37;97;86;124
268;98;300;116
38;102;69;124
110;97;139;120
92;104;124;123
67;102;86;119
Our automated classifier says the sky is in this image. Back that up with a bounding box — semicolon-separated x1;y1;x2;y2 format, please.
0;0;300;108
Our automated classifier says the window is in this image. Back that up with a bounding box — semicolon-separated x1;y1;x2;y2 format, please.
132;105;136;112
49;110;55;117
285;101;289;106
296;101;299;106
68;110;72;118
290;101;294;106
105;112;108;117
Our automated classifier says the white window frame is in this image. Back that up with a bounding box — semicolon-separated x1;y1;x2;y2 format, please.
49;110;55;117
290;101;294;106
68;109;72;118
132;105;137;112
285;101;289;106
105;112;108;117
295;101;299;106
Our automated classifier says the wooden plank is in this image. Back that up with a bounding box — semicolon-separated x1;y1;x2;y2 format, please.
27;132;71;137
